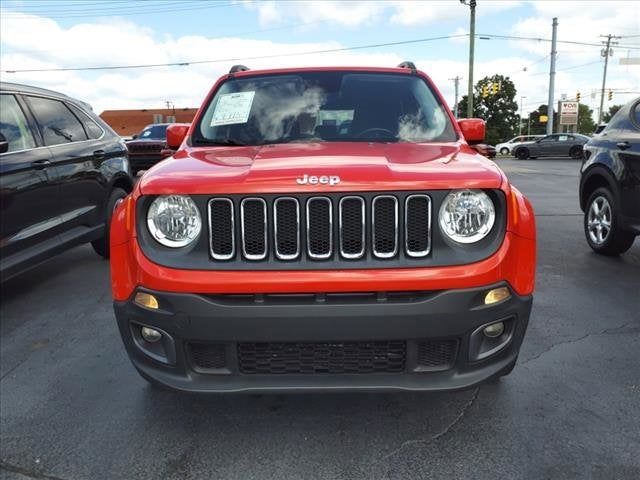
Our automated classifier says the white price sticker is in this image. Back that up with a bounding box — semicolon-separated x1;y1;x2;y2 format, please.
210;91;255;126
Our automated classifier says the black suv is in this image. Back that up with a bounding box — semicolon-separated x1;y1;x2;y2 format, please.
0;82;133;281
580;97;640;255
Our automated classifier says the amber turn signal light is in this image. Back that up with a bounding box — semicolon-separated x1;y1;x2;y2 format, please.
134;292;159;310
484;287;511;305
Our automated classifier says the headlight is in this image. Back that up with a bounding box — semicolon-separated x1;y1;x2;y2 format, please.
147;195;201;247
438;190;495;244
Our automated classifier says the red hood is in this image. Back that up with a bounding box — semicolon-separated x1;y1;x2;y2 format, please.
138;142;505;195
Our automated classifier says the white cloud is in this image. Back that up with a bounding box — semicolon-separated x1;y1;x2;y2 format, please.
243;0;386;27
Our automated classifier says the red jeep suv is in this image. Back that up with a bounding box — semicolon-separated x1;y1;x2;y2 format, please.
110;63;536;393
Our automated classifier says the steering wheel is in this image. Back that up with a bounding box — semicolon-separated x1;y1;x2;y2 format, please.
356;127;396;139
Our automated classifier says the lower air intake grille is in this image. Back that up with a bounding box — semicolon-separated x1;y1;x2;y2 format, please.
238;341;406;374
189;343;227;370
417;339;458;371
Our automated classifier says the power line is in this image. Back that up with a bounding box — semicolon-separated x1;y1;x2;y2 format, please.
476;33;640;50
2;34;467;73
1;1;253;18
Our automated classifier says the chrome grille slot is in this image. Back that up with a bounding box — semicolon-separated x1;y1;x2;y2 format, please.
405;195;431;257
240;198;267;260
339;196;365;259
372;195;398;258
306;197;333;259
206;192;434;265
208;198;235;260
274;197;300;260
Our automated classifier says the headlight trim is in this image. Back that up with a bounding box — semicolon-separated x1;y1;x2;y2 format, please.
438;189;496;244
147;195;202;248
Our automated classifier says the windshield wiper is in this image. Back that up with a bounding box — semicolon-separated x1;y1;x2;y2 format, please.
193;138;248;146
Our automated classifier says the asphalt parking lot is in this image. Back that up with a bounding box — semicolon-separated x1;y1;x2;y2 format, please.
1;158;639;480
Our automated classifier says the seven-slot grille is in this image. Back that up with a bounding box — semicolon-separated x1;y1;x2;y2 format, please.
208;194;431;262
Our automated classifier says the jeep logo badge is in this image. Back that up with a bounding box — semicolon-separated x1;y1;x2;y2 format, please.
296;174;341;186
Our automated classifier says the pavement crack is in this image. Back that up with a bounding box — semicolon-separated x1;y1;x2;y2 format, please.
0;461;68;480
521;320;639;366
382;388;480;460
431;387;479;440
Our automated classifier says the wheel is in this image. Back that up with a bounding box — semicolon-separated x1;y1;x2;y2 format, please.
500;147;509;155
584;187;635;255
515;148;529;160
91;187;128;258
570;145;583;159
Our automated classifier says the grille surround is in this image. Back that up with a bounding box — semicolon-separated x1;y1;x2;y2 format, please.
405;194;432;257
372;195;399;258
208;198;235;260
306;197;333;260
339;196;366;259
274;197;300;260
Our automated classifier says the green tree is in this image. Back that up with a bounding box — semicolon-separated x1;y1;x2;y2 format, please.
602;104;623;123
457;75;519;145
577;103;596;135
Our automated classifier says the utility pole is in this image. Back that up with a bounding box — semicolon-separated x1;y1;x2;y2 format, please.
546;17;558;135
519;96;526;136
598;34;620;124
460;0;476;118
450;76;461;118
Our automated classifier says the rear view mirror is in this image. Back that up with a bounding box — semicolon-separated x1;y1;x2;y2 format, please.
458;118;485;144
166;123;191;150
0;133;8;154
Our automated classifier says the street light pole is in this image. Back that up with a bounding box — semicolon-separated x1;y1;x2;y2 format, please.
461;0;477;118
519;96;526;136
546;17;558;135
450;76;461;118
598;34;620;125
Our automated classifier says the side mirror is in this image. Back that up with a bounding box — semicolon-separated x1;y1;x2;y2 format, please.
0;133;8;154
166;123;190;150
458;118;485;144
131;134;138;140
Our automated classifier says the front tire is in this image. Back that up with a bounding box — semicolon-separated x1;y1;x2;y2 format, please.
91;187;127;259
500;147;509;155
584;187;635;255
515;148;529;160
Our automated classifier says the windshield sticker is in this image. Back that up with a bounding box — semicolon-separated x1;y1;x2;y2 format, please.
210;91;255;126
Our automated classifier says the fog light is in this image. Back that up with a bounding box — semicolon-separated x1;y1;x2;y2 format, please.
483;322;505;338
141;326;162;343
484;287;511;305
134;292;159;309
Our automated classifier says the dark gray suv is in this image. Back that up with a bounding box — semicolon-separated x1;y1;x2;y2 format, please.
513;133;589;160
0;82;134;281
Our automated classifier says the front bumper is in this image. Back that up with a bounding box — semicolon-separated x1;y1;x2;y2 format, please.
114;283;532;393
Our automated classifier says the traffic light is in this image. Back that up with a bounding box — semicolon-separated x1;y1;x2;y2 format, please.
482;84;489;98
608;90;613;101
492;82;500;94
576;91;581;102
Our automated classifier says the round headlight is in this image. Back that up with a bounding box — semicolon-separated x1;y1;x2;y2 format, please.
438;190;495;244
147;195;201;247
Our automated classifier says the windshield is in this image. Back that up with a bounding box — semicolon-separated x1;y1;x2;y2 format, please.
196;71;456;145
139;124;168;140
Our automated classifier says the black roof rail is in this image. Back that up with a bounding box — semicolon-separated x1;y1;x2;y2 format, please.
397;61;417;72
229;65;250;74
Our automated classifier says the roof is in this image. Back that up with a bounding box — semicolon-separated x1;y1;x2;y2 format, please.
230;66;418;78
0;81;93;110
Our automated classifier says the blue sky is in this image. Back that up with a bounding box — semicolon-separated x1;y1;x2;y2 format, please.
1;1;639;118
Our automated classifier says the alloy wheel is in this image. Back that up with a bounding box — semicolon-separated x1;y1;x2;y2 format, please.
587;195;612;245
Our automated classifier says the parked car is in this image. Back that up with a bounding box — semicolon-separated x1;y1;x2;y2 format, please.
512;133;589;159
0;82;133;282
110;63;536;393
594;123;607;135
496;135;544;155
580;96;639;255
125;123;172;174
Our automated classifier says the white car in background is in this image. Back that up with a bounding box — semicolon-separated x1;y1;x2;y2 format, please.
496;135;545;155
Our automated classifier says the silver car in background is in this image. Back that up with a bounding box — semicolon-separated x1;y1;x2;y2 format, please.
512;133;590;159
496;135;544;155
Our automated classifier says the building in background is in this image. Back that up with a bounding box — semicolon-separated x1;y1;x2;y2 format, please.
99;108;198;137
